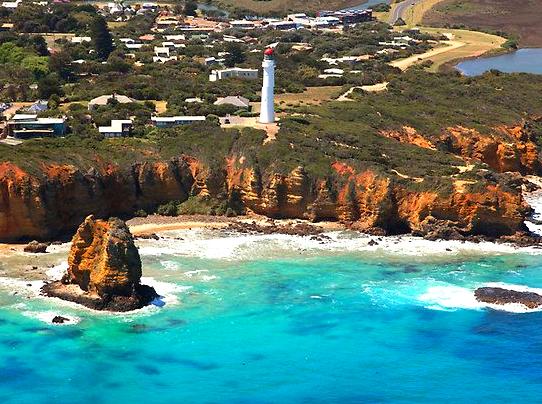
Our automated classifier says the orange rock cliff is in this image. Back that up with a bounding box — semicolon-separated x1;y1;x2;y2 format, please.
0;151;533;241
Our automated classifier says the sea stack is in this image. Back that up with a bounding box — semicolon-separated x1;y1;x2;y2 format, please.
42;215;158;311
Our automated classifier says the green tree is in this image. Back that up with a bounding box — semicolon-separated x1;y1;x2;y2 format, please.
224;43;246;67
48;50;73;80
184;1;198;16
38;73;63;99
90;16;114;60
0;43;26;64
21;56;49;80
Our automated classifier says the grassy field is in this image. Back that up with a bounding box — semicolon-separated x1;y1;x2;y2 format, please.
423;0;542;47
216;0;361;14
252;86;344;113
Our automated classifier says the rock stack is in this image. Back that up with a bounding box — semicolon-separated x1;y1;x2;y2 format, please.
42;215;158;311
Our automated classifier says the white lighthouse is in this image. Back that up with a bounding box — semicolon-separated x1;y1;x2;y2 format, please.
259;48;275;124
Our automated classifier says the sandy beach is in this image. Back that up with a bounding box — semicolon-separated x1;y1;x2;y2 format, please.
127;214;345;236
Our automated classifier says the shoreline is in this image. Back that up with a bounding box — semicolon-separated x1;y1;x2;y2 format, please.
1;212;540;254
127;214;346;236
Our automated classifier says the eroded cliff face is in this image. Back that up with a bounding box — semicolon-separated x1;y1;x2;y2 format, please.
223;158;528;238
0;153;531;241
0;159;194;241
380;124;542;175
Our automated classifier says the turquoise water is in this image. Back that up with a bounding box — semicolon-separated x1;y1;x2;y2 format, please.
456;48;542;76
2;231;542;403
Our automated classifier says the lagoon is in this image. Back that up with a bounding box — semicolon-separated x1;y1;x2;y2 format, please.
456;48;542;76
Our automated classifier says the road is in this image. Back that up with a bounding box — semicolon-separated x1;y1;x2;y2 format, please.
390;40;465;70
389;0;421;24
337;82;389;101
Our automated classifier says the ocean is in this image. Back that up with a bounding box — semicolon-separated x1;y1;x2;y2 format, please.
1;229;542;403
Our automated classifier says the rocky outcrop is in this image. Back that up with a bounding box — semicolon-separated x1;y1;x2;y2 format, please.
439;126;541;175
42;215;158;312
475;286;542;309
24;240;48;253
380;124;542;175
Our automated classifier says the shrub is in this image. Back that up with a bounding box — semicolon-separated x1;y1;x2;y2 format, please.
156;201;179;216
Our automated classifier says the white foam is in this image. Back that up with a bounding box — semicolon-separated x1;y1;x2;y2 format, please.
160;260;180;271
418;282;542;313
523;177;542;236
137;228;542;261
141;276;191;308
21;310;81;325
0;277;43;297
46;262;68;281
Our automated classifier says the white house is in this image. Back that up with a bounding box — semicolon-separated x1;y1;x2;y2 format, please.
154;46;170;58
209;68;258;82
98;119;133;138
229;20;257;30
125;43;144;50
164;34;186;41
71;36;91;44
1;0;21;9
88;94;134;111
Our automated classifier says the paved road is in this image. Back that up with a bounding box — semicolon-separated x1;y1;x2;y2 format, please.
389;0;422;24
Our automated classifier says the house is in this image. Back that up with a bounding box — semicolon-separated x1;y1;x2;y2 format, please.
5;115;67;139
317;9;372;24
106;2;123;14
185;97;203;103
1;0;21;9
214;96;250;109
153;46;177;63
151;116;206;128
139;34;155;41
98;119;132;138
71;36;91;44
323;68;344;75
88;94;134;111
204;57;225;66
164;34;186;41
27;100;48;114
154;46;171;58
229;20;257;30
266;21;298;30
125;43;144;50
209;68;258;82
141;2;157;11
0;23;14;31
155;17;179;30
223;35;245;43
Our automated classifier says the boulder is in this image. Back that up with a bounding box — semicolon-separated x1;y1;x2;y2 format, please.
52;315;70;324
42;215;158;312
24;240;48;253
474;286;542;309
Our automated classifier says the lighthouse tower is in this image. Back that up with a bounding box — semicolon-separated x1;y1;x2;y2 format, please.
259;48;275;124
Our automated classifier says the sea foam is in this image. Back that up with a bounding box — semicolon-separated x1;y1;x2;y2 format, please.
136;228;542;262
418;282;542;313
